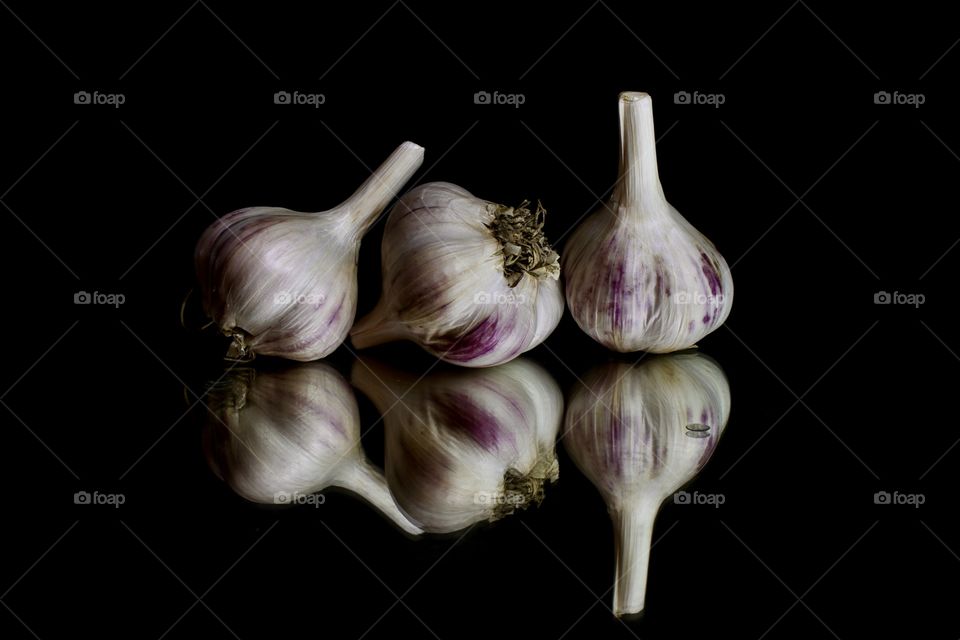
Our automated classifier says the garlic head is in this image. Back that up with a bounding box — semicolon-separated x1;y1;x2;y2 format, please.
350;182;564;367
196;142;424;361
351;356;563;533
203;362;422;535
563;352;730;615
564;93;733;353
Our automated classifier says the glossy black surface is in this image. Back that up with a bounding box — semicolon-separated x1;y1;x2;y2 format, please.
1;2;956;638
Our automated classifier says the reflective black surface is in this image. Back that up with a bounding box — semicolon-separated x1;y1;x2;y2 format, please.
2;1;957;638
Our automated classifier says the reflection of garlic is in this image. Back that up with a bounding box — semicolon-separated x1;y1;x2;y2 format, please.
563;352;730;616
202;362;421;535
351;357;562;533
350;182;564;367
195;142;423;361
564;93;733;353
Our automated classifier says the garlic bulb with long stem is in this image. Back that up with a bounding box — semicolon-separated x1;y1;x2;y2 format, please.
202;362;422;535
563;352;730;616
351;356;563;533
350;182;564;367
564;93;733;352
195;142;424;361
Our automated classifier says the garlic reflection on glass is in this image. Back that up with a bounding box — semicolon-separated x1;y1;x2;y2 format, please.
195;142;424;361
350;182;564;367
351;357;562;533
202;362;422;535
564;92;733;353
563;353;730;616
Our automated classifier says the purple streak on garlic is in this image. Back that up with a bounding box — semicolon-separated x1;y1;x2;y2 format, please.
202;362;422;535
195;142;424;361
350;182;564;367
351;357;562;533
563;352;730;616
564;92;733;353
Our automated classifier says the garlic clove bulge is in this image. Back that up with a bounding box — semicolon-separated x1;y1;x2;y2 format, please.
202;362;422;535
564;93;733;353
350;182;564;367
196;142;424;361
563;352;730;616
351;356;563;533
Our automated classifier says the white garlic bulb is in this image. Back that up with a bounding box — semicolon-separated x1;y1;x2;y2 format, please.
203;362;422;535
351;357;563;533
563;353;730;616
195;142;424;361
564;93;733;352
350;182;564;367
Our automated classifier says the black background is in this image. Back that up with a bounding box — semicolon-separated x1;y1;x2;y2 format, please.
1;1;956;638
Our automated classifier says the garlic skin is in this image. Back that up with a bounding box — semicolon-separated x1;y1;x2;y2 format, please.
564;93;733;353
351;357;562;533
350;182;564;367
196;142;424;361
202;362;422;536
563;353;730;616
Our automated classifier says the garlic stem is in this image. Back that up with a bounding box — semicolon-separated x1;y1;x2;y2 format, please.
340;141;424;239
333;458;423;536
616;92;665;213
350;304;408;349
349;355;417;413
612;498;659;616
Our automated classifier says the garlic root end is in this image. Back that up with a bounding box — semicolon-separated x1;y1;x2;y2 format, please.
492;455;559;520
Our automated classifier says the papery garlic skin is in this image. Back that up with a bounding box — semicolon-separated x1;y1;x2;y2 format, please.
563;353;730;616
196;142;424;361
350;182;564;367
564;93;733;353
203;362;422;535
352;357;563;533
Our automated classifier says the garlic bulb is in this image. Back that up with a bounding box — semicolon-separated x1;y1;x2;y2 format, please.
351;357;562;533
563;352;730;616
202;362;422;535
564;93;733;352
350;182;564;367
196;142;424;361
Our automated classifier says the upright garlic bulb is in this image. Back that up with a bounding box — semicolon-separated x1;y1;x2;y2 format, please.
563;353;730;616
564;93;733;352
195;142;424;361
202;362;422;535
350;182;564;367
351;357;563;533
